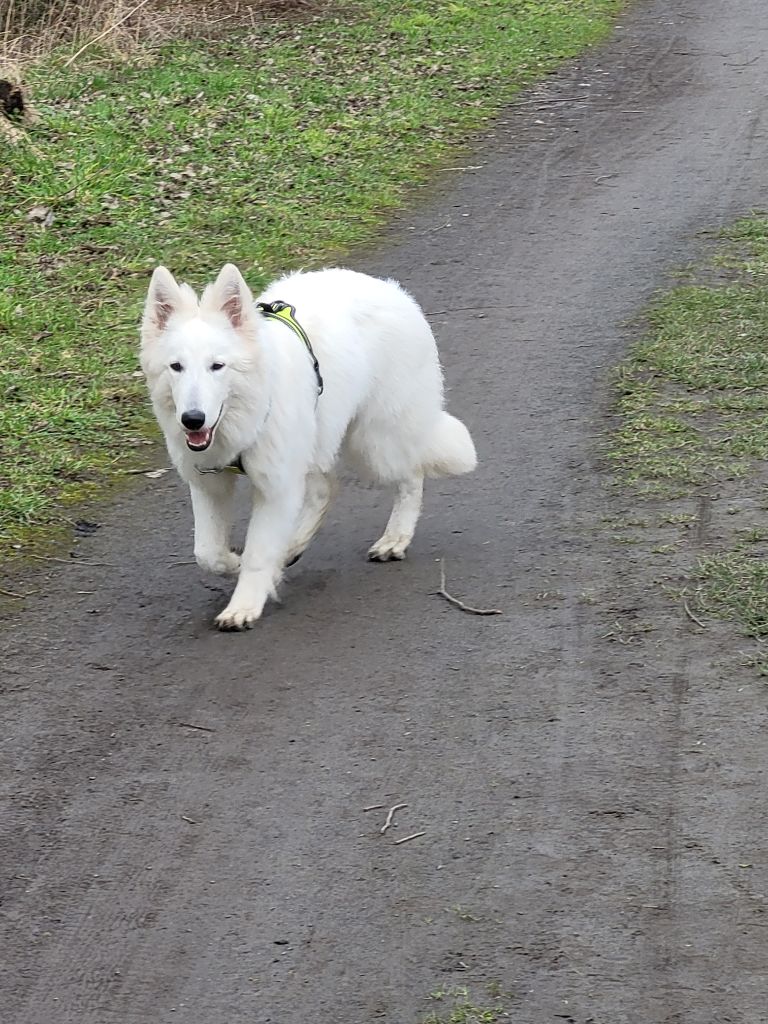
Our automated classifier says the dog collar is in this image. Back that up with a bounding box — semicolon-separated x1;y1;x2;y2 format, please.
195;397;271;478
197;454;246;476
257;300;324;396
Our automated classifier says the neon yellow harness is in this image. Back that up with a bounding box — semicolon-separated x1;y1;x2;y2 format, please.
257;300;324;396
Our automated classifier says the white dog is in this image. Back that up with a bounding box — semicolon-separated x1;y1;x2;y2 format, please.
140;264;476;630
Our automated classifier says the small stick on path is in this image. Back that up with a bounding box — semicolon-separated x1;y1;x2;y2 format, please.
427;303;522;316
380;803;407;835
0;587;30;599
27;554;121;569
683;600;708;630
724;55;761;67
178;722;217;733
436;560;502;616
363;804;385;812
394;831;426;846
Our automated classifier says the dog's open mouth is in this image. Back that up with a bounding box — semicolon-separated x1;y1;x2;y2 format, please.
184;406;222;452
185;427;214;452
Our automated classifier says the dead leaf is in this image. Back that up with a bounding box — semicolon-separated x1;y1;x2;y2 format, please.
26;204;54;228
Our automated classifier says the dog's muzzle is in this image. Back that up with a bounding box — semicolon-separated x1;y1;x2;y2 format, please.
182;405;222;452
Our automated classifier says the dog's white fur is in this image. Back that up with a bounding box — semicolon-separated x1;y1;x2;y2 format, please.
140;264;476;630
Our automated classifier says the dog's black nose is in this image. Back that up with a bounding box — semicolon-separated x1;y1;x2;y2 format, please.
181;409;206;430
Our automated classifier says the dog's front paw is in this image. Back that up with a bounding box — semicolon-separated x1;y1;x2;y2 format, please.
367;534;410;562
214;603;263;631
196;550;241;576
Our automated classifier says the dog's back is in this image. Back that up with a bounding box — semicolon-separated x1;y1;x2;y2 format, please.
256;268;475;484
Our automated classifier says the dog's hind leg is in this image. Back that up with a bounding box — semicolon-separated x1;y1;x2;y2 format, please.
284;470;335;568
368;475;424;562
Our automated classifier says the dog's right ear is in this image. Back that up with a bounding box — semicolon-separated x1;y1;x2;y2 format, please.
201;264;255;333
142;266;185;343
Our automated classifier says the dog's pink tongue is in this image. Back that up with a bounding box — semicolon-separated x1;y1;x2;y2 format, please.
187;428;211;448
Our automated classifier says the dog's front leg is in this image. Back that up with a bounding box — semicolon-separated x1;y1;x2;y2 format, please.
189;473;241;576
214;481;303;631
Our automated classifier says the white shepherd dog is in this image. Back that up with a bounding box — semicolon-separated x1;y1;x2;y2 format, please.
140;264;476;630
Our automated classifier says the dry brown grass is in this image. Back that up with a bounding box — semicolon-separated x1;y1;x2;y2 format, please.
1;0;316;63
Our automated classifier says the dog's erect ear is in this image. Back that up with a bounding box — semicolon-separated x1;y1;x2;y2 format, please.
204;263;254;331
142;266;186;340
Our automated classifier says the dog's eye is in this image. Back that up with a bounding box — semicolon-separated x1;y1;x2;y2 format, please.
169;362;183;372
210;362;225;371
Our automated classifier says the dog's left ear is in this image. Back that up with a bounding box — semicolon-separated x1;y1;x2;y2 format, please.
204;264;254;331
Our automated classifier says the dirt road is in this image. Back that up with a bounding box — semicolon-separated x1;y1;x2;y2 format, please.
3;2;768;1021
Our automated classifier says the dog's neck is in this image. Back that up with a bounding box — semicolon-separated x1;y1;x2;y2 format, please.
195;397;273;478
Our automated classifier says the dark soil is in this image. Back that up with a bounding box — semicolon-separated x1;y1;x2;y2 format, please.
3;1;768;1021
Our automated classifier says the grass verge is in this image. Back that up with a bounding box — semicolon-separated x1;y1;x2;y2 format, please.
0;0;621;553
423;984;512;1024
607;215;768;661
695;553;768;641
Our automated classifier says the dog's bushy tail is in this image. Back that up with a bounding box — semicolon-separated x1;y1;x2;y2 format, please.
422;412;477;477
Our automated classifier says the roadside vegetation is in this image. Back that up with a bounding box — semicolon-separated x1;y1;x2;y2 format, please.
607;216;768;669
423;984;512;1023
0;0;621;553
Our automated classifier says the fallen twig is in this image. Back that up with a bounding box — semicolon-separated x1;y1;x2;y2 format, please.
26;166;106;212
394;831;426;846
363;803;385;812
180;815;198;824
435;560;502;616
27;554;120;568
380;803;407;835
0;587;31;599
683;600;708;630
724;55;761;67
64;0;152;66
178;722;217;733
38;370;87;379
515;96;598;105
427;303;521;316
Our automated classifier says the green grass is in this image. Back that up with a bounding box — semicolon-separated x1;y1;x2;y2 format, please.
695;553;768;639
423;985;512;1023
608;218;768;495
608;215;768;658
1;0;620;551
